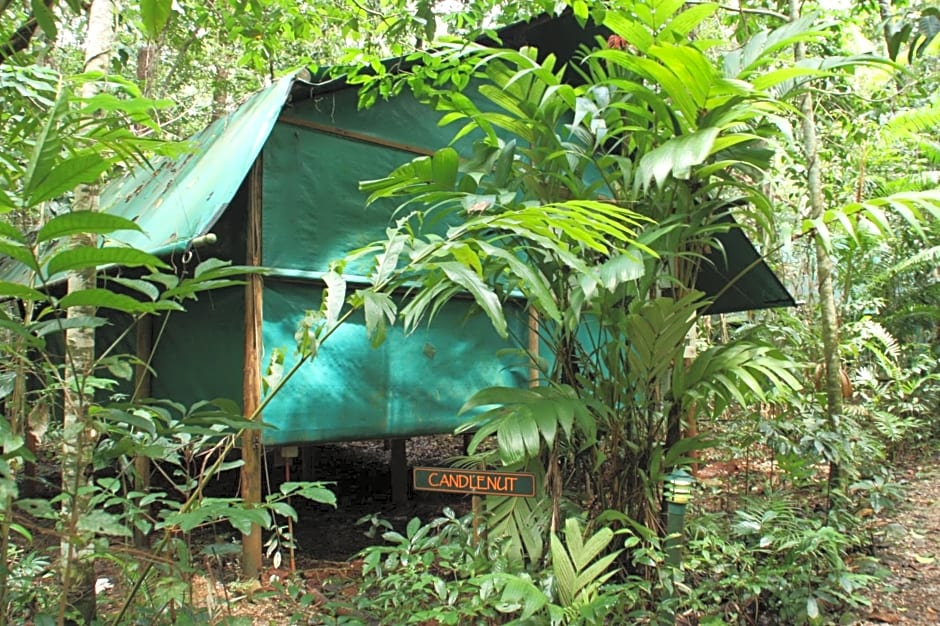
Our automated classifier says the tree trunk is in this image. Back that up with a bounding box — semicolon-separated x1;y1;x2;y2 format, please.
790;0;843;478
212;63;229;120
137;44;158;97
60;0;113;622
131;41;157;550
877;0;895;53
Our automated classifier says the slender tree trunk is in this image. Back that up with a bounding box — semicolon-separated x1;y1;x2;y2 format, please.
131;42;157;550
241;157;264;579
136;44;157;97
132;316;152;549
790;1;843;475
60;0;113;622
877;0;895;53
212;63;229;120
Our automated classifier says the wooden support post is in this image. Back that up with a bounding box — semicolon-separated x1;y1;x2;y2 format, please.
133;314;152;549
301;445;316;482
471;492;482;546
683;325;699;474
390;438;407;504
241;156;264;580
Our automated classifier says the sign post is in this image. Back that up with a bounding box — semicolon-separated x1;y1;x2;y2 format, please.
413;466;536;547
412;467;536;498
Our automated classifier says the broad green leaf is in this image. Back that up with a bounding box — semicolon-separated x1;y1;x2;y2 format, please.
752;66;829;92
0;242;40;273
493;139;516;187
476;241;560;320
486;490;548;565
459;386;540;415
649;43;715;110
598;251;646;290
58;288;159;313
806;596;819;620
140;0;173;39
193;257;233;279
26;153;114;206
359;290;398;348
551;532;578;606
30;315;109;336
36;211;143;244
431;147;459;190
16;498;55;519
667;3;718;38
650;0;685;28
77;510;132;537
0;281;47;302
0;319;44;349
497;411;539;464
479;84;528;119
498;575;547;619
723;14;823;78
45;246;168;277
281;482;337;507
372;231;405;286
321;270;346;329
603;12;654;52
19;67;67;210
106;276;160;301
438;261;506;338
637;127;720;190
30;0;57;39
575;526;614;571
0;220;26;243
361;290;397;348
92;408;157;434
888;22;914;61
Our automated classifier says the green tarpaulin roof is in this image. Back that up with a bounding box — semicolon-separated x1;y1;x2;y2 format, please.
96;75;295;257
95;76;792;313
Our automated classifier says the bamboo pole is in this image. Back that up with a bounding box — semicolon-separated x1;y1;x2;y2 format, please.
241;156;264;579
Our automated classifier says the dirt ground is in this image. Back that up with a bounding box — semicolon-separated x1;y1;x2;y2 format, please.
855;458;940;625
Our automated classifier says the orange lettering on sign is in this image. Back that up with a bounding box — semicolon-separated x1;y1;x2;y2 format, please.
413;467;535;497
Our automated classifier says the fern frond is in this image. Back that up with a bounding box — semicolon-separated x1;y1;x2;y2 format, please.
872;245;940;286
882;106;940;139
856;319;901;363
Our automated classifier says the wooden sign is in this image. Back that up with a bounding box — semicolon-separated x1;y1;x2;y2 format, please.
413;466;536;497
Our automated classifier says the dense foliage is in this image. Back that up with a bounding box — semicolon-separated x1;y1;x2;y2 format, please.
0;0;937;624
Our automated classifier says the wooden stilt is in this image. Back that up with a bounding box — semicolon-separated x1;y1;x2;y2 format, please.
241;156;264;580
301;445;316;482
471;493;482;546
390;438;407;504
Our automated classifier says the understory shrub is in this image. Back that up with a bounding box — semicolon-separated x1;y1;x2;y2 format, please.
684;497;881;625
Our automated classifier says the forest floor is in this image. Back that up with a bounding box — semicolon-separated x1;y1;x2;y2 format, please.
89;439;940;625
855;455;940;626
